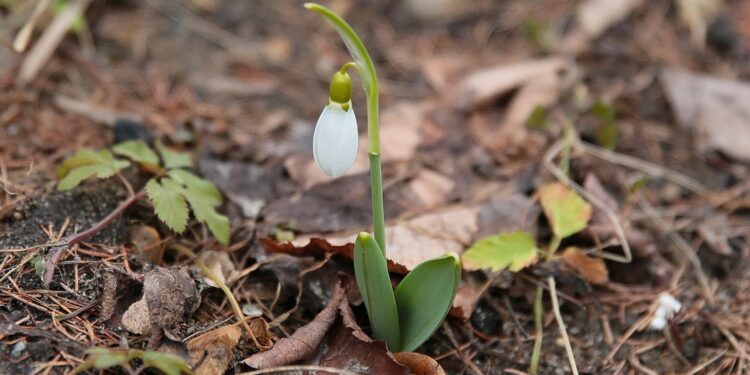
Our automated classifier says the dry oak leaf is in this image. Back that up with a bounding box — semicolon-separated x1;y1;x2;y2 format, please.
187;323;242;375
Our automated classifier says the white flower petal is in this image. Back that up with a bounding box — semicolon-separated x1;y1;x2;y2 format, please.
313;103;358;177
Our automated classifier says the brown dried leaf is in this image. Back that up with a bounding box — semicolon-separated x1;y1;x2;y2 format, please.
559;0;646;53
243;280;346;368
394;352;446;375
187;324;242;375
660;68;750;162
561;247;609;284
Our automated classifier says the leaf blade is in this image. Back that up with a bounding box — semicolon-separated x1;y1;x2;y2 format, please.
353;232;400;351
182;188;230;244
113;140;159;166
158;143;193;169
462;231;539;272
539;182;592;239
168;169;222;206
146;178;189;233
394;253;461;352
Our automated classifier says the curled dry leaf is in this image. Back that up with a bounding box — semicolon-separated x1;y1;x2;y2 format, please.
194;250;238;287
561;247;609;284
243;279;346;368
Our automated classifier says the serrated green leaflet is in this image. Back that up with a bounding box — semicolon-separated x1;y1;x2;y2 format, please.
57;150;130;190
182;187;230;244
539;182;592;239
462;231;539;272
168;169;222;206
353;232;400;350
394;253;461;352
158;143;193;169
73;348;192;374
146;178;189;233
142;351;193;375
113;140;159;166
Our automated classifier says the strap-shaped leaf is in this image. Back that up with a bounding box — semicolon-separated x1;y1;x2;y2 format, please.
112;140;159;166
353;232;400;351
394;253;461;352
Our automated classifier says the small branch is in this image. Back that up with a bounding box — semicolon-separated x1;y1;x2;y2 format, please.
548;276;579;375
44;189;146;286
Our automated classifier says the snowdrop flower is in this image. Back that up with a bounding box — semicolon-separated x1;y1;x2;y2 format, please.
649;293;682;330
313;70;358;177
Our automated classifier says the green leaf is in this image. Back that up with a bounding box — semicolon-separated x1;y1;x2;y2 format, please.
57;150;130;190
593;100;617;149
146;178;189;233
539;182;592;239
182;188;230;245
305;3;377;98
158;143;193;169
462;232;539;272
73;348;128;373
394;253;461;352
142;351;193;375
167;169;221;206
353;232;400;351
113;140;159;166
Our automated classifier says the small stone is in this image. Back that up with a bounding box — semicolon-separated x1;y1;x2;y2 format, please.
11;341;26;358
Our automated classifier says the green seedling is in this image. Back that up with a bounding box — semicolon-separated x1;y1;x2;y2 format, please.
462;181;591;374
73;348;192;375
58;140;229;244
305;3;461;353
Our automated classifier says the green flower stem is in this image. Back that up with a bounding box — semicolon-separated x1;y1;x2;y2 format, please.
305;3;385;255
529;285;544;375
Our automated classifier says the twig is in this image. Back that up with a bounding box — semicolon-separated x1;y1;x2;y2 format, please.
548;276;579;375
529;285;544;375
44;189;146;286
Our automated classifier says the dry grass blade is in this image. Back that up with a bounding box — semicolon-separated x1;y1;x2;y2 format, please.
13;0;53;52
18;0;92;85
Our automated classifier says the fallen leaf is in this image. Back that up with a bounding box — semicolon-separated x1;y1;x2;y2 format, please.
243;279;346;368
187;324;242;375
559;0;646;53
539;182;592;240
198;159;279;220
697;213;733;256
456;57;569;111
121;267;201;336
194;250;238;287
660;68;750;162
561;247;609;284
394;352;447;375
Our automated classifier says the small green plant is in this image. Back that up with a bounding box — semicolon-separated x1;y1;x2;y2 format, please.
73;348;192;375
592;100;617;149
58;140;229;244
462;182;591;374
305;3;461;353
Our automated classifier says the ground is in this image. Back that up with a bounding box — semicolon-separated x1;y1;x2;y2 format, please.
1;0;749;374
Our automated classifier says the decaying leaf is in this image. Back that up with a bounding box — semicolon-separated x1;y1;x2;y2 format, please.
561;247;609;284
244;279;346;368
539;182;592;240
121;267;201;336
660;68;750;162
187;324;242;375
194;250;238;287
393;352;446;375
462;231;539;272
